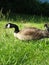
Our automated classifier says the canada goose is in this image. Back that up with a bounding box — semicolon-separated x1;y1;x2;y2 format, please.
5;23;49;40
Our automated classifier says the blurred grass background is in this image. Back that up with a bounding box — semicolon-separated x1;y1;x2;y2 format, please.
0;14;49;65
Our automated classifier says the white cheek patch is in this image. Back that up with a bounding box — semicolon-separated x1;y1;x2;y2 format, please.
7;24;10;28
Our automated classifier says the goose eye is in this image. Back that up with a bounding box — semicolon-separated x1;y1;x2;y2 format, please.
7;24;10;28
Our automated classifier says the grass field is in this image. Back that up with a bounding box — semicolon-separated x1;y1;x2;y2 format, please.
0;15;49;65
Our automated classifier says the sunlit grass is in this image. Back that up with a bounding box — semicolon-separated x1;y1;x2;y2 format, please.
0;15;49;65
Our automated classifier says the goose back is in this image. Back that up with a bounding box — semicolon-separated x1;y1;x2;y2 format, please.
14;28;45;40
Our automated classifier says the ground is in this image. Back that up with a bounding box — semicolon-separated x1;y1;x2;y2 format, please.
0;15;49;65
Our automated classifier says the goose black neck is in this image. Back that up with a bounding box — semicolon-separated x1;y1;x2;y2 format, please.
11;24;19;33
14;27;19;33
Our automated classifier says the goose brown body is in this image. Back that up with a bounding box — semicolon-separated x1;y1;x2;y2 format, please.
14;27;49;40
5;23;49;40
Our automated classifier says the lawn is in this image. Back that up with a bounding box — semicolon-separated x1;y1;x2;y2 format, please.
0;15;49;65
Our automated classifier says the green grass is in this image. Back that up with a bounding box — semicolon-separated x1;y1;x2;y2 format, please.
0;16;49;65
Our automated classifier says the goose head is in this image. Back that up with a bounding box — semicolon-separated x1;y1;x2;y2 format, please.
5;23;19;33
